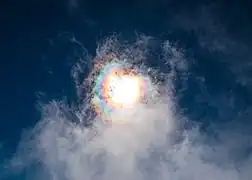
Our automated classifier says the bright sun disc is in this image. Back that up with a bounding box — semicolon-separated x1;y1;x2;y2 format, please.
107;74;141;106
102;65;144;109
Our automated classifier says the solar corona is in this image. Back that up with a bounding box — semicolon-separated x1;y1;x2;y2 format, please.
91;55;146;122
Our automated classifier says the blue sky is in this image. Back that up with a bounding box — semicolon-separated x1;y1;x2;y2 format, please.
1;1;252;179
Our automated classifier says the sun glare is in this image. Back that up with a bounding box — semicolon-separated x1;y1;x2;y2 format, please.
107;75;141;107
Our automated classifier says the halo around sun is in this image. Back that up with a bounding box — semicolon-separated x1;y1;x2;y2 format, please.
90;54;146;122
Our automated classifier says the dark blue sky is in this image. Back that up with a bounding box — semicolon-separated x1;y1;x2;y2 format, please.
1;0;252;178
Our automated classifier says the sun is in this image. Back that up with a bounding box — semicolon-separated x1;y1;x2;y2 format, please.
106;73;142;107
102;66;143;109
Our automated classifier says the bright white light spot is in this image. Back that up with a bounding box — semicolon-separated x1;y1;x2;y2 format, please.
107;75;141;106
